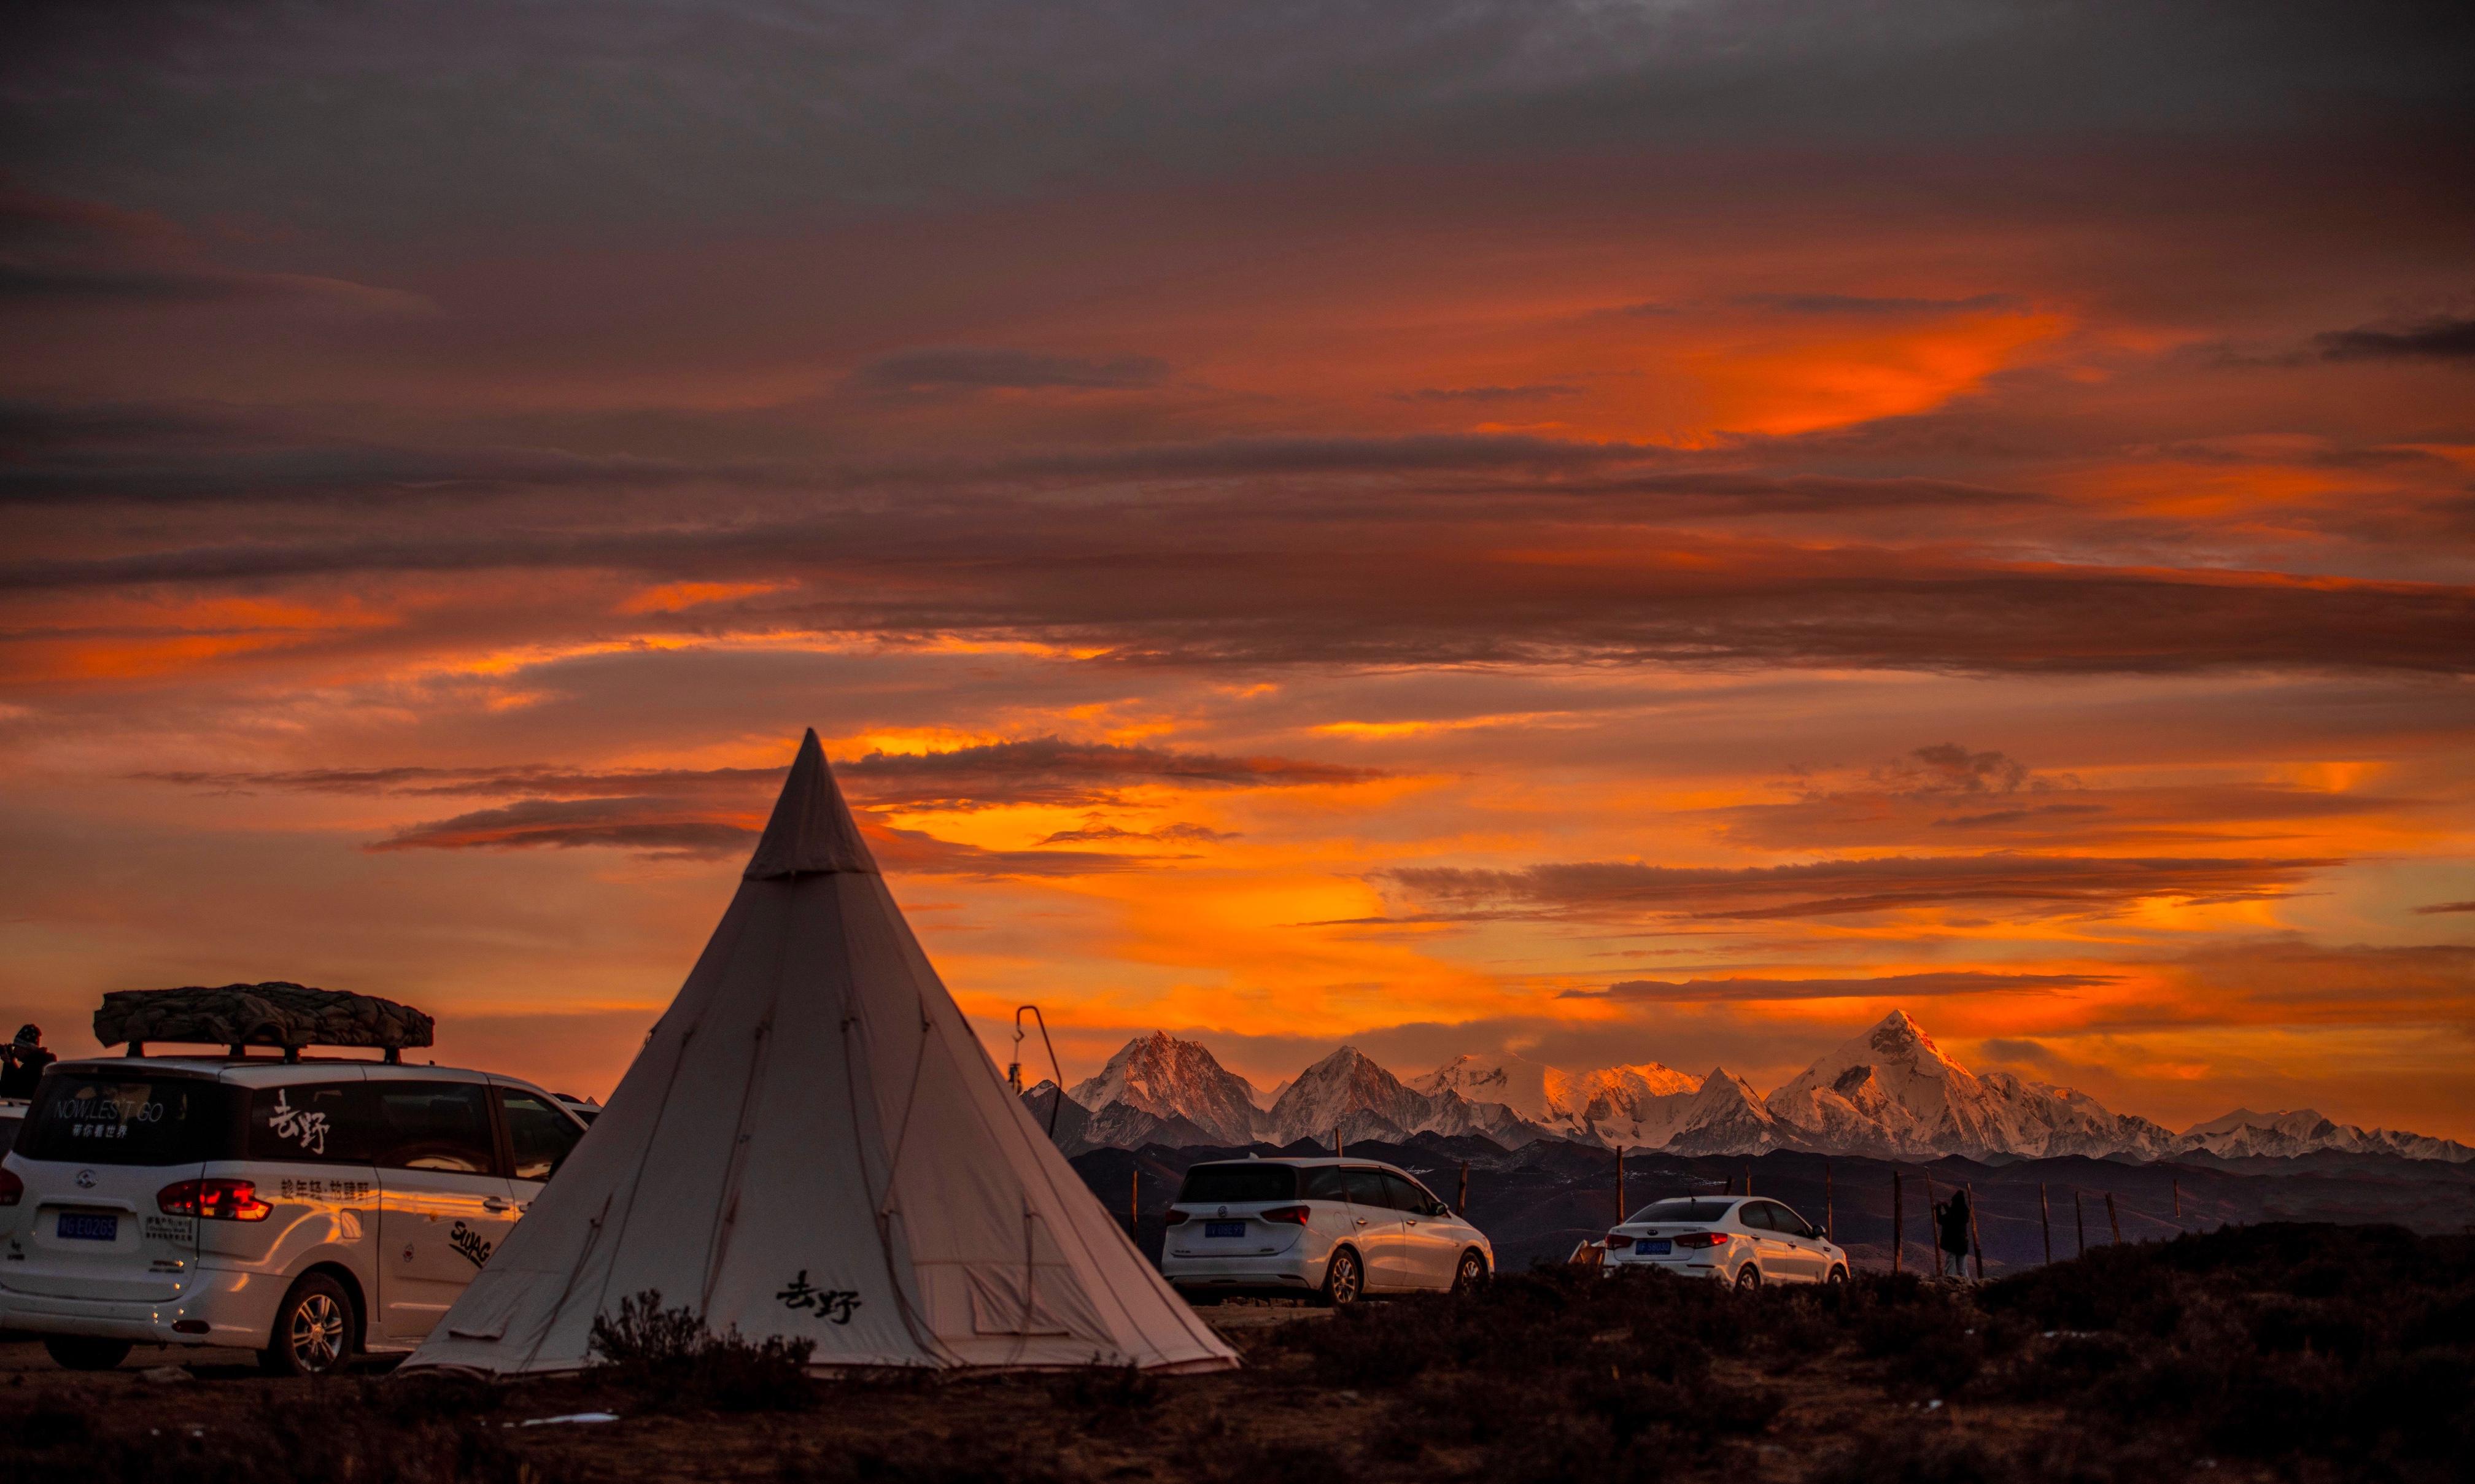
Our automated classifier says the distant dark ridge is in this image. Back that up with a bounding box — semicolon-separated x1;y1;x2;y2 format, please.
1074;1140;2475;1274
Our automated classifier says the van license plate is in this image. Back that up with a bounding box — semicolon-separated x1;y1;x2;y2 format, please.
1205;1221;1245;1238
1639;1239;1671;1255
58;1213;118;1242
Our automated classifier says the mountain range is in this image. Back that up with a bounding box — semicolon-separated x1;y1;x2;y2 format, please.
1030;1011;2475;1164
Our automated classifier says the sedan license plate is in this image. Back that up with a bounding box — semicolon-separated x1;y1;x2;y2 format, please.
57;1213;118;1242
1638;1239;1672;1256
1204;1221;1247;1239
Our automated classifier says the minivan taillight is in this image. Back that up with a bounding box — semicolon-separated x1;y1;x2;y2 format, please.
1258;1205;1310;1226
0;1167;21;1206
1163;1208;1190;1226
1671;1230;1727;1249
158;1179;271;1222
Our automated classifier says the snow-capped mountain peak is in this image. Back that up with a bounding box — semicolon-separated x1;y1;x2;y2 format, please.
1765;1010;2175;1159
2177;1107;2474;1162
1031;1018;2469;1165
1066;1030;1265;1146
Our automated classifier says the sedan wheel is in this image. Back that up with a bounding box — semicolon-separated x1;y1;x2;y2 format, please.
1734;1262;1763;1292
1322;1246;1363;1307
261;1273;354;1377
1452;1250;1488;1294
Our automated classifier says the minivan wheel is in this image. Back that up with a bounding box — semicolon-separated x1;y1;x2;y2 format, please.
1734;1263;1763;1292
1452;1250;1489;1294
260;1272;355;1377
1321;1246;1364;1307
43;1335;133;1371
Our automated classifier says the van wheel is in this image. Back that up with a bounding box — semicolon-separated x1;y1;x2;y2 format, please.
43;1336;133;1371
1826;1265;1848;1288
1320;1246;1363;1307
260;1272;355;1377
1452;1250;1489;1294
1734;1263;1762;1292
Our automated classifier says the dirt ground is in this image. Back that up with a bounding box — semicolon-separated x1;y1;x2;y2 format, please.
0;1302;2221;1484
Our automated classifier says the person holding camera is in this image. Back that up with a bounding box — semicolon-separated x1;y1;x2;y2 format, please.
0;1024;54;1098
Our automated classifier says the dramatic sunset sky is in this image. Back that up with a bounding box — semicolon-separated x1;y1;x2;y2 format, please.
5;2;2472;1137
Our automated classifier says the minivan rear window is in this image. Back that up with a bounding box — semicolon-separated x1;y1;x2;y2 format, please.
13;1072;236;1166
1177;1164;1297;1204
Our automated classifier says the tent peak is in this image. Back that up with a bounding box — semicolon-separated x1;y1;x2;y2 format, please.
743;728;878;879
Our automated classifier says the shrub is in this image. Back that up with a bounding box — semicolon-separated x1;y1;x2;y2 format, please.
588;1288;818;1413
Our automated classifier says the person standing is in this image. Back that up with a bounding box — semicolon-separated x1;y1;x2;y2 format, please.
1938;1185;1974;1280
0;1024;54;1098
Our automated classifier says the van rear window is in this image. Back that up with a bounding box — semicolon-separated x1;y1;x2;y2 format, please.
13;1073;236;1166
1176;1164;1298;1204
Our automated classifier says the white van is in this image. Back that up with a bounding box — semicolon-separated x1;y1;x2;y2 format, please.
1159;1156;1493;1305
0;1056;587;1374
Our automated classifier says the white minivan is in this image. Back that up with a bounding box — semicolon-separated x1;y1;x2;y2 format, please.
0;1055;587;1374
1160;1156;1493;1305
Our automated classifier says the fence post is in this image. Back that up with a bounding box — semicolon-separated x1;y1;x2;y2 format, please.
1924;1173;1940;1277
1616;1144;1626;1224
1744;1163;1753;1198
2040;1183;2053;1266
1336;1125;1343;1159
1966;1181;1985;1281
1825;1159;1834;1242
1130;1168;1139;1235
2106;1191;2122;1245
2074;1189;2086;1256
1458;1160;1470;1215
2173;1177;2182;1225
1892;1170;1904;1275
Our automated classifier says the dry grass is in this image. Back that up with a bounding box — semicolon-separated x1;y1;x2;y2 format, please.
2;1223;2465;1482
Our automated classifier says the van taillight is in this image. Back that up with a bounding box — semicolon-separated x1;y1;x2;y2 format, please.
158;1179;271;1222
1671;1231;1727;1249
1163;1209;1190;1226
1259;1205;1310;1225
0;1167;21;1206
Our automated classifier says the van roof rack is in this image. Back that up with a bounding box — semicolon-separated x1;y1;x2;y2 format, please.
95;983;435;1064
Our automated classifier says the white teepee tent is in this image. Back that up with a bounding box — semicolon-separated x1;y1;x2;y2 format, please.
403;730;1237;1375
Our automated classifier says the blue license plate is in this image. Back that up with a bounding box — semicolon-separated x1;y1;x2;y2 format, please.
57;1213;118;1242
1640;1239;1671;1255
1204;1221;1246;1238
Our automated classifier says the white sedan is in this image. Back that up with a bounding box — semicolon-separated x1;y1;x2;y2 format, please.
1602;1195;1848;1288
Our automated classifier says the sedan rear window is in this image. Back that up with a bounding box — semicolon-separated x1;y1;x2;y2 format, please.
13;1072;236;1166
1176;1163;1297;1204
1627;1199;1734;1224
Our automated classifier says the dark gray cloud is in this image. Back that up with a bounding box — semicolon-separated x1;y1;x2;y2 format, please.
8;0;2468;244
842;737;1378;810
366;797;755;858
135;736;1374;813
1038;821;1233;845
0;262;272;304
2412;900;2475;915
851;347;1171;393
2315;315;2475;363
1396;384;1583;404
1735;293;2020;315
1386;851;2340;922
1564;970;2117;1002
20;508;2475;676
363;794;1148;875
